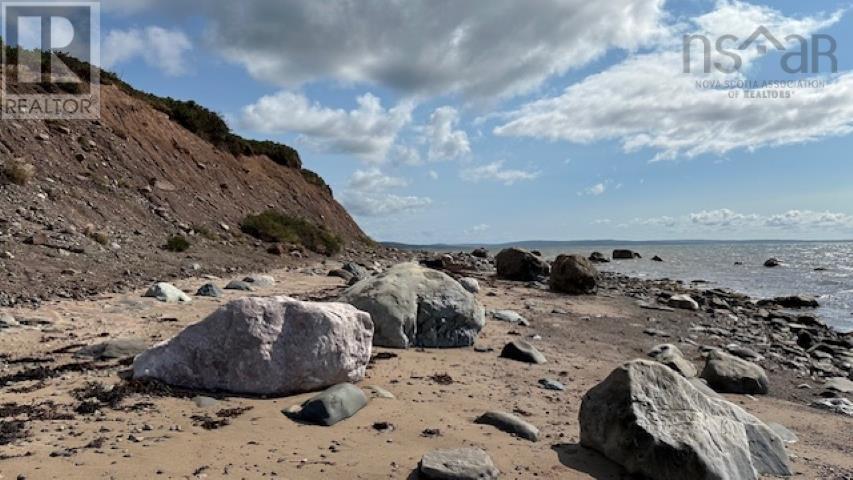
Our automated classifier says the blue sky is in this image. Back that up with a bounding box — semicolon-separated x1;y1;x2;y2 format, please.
33;0;853;242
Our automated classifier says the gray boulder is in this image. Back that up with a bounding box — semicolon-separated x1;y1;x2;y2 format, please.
143;282;191;303
613;249;638;260
475;411;539;441
668;294;699;311
500;340;546;364
491;310;529;326
225;280;253;291
824;377;853;394
549;254;599;295
419;448;499;480
289;383;368;426
196;283;223;298
495;248;549;281
701;350;769;395
76;338;148;361
342;262;370;282
459;277;480;294
243;274;275;288
580;360;791;480
647;344;697;378
764;258;782;268
589;252;610;263
133;297;373;395
339;263;485;349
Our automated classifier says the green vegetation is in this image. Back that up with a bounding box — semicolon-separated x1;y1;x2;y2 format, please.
1;160;35;186
164;235;191;252
241;210;342;255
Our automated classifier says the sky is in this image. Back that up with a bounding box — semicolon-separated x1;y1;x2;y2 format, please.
13;0;853;243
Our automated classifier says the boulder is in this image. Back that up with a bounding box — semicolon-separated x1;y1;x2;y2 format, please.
647;344;697;378
700;350;769;395
328;269;354;282
339;263;485;349
76;338;148;361
342;262;371;282
613;249;638;260
500;340;546;364
471;248;490;259
580;360;791;480
289;383;368;426
196;283;223;298
652;255;664;262
549;254;599;295
764;258;782;268
589;252;610;263
668;294;699;311
491;310;529;326
459;277;480;294
495;248;549;281
243;275;275;287
225;280;253;291
475;411;539;441
824;377;853;394
772;296;819;309
812;397;853;416
143;283;191;303
133;297;373;395
419;448;499;480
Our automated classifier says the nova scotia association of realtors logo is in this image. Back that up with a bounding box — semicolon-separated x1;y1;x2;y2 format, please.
1;1;100;120
684;25;838;75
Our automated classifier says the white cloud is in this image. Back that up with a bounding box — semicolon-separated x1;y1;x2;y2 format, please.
765;210;853;229
460;161;539;186
109;0;666;100
390;145;422;166
425;107;471;161
495;1;852;161
690;208;760;226
339;169;431;217
581;183;607;196
428;170;439;180
102;26;192;76
241;92;414;163
628;209;853;231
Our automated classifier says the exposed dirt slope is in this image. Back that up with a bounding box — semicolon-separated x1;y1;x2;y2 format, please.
0;81;368;306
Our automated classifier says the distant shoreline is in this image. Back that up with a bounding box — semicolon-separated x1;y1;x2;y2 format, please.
384;238;853;251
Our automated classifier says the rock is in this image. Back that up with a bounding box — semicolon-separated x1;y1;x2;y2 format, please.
419;448;499;480
133;297;374;395
339;263;485;349
471;248;490;259
764;258;782;268
539;378;565;391
288;383;368;426
700;350;769;395
824;377;853;394
812;397;853;416
612;249;638;260
549;254;599;295
328;269;354;282
580;360;791;480
500;340;546;364
365;385;395;399
0;313;19;329
495;248;549;281
143;283;191;303
192;396;220;408
475;411;539;441
688;377;721;398
491;310;529;326
766;423;798;444
647;344;697;378
76;338;148;360
588;251;610;263
771;296;819;309
652;255;664;262
725;344;764;362
459;277;480;294
243;275;275;287
342;262;371;282
668;294;699;311
195;283;223;298
224;280;253;291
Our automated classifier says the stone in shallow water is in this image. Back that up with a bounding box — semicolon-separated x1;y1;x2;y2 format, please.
500;340;546;364
475;411;539;441
289;383;368;426
419;448;499;480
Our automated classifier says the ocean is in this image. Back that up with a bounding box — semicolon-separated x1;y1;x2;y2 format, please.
407;241;853;333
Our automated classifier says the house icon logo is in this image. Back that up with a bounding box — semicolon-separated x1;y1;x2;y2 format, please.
738;26;785;55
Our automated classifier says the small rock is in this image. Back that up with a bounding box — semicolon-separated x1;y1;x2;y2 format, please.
700;350;769;395
196;283;224;298
764;258;782;268
224;280;253;292
538;378;565;391
647;344;697;378
419;448;499;480
143;283;191;303
243;275;275;288
668;294;699;311
824;377;853;394
500;340;546;364
288;383;368;426
491;310;529;326
365;385;395;399
812;397;853;416
459;277;480;294
475;411;539;441
192;396;220;408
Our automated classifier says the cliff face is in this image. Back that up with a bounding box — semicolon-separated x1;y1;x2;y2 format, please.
0;74;368;305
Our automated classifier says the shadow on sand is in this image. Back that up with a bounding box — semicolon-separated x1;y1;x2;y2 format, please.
551;443;631;480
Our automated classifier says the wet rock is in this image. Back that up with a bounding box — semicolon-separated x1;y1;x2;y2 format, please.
549;254;599;295
491;310;529;326
764;258;782;268
500;340;546;364
495;248;549;281
668;294;699;311
339;263;485;349
76;338;148;360
195;283;223;298
613;249;639;260
143;283;191;303
475;411;539;441
769;296;819;309
224;280;253;291
589;252;610;263
419;448;499;480
652;255;664;262
288;383;368;426
647;344;697;378
700;350;769;395
459;277;480;294
580;360;791;480
133;297;374;395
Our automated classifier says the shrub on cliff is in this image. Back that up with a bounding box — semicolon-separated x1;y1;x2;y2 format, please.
241;210;342;255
